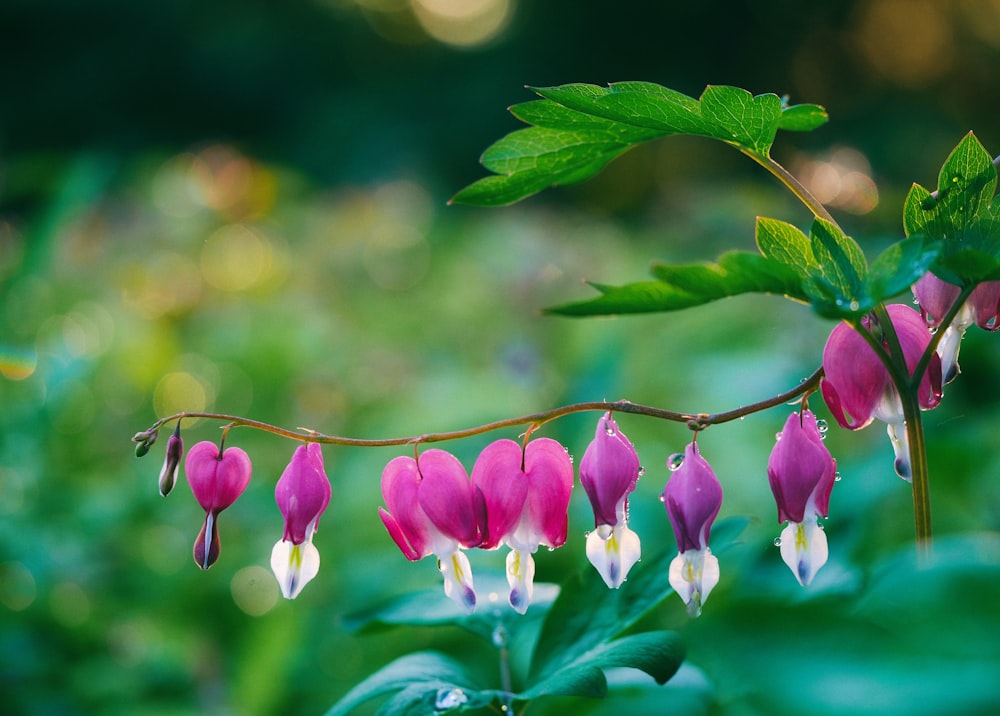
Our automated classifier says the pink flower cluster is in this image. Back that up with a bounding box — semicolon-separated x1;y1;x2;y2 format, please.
379;413;653;614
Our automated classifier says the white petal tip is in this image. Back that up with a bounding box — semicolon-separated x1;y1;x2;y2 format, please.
586;524;641;589
270;539;320;600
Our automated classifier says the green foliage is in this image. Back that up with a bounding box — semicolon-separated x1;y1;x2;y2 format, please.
903;132;1000;284
451;83;827;207
457;85;1000;322
325;519;748;714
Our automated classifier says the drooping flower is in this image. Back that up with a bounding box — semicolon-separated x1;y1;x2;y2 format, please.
471;437;573;613
820;303;942;480
158;423;184;497
662;441;723;617
579;412;642;588
184;440;252;570
767;410;837;586
912;272;1000;383
270;443;331;599
379;449;480;612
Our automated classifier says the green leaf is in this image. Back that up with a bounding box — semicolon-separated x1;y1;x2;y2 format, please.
865;235;939;301
808;218;867;297
324;652;484;716
546;251;806;317
698;85;782;156
902;132;1000;283
453;82;827;206
777;102;829;132
517;631;685;701
529;518;747;682
755;216;817;277
342;574;559;643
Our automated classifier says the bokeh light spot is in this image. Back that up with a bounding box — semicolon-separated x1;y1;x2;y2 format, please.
231;565;280;616
50;581;91;628
154;371;209;423
0;561;37;610
411;0;513;47
0;344;37;380
795;147;879;215
201;224;272;292
854;0;954;87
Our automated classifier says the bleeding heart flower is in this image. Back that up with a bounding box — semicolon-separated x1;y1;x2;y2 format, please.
185;440;252;570
472;437;573;613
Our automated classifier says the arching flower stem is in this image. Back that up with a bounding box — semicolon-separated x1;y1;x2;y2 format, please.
133;368;824;453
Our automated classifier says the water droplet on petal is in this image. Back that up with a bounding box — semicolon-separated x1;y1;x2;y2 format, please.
637;466;646;477
668;453;684;471
658;494;666;503
773;537;782;547
834;471;842;482
816;419;828;434
605;425;616;436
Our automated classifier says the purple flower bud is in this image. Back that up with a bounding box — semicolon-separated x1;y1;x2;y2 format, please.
768;410;837;586
185;440;252;570
275;443;331;545
767;410;836;525
580;412;640;529
663;442;722;553
580;413;642;588
662;442;724;616
158;424;184;497
270;443;331;599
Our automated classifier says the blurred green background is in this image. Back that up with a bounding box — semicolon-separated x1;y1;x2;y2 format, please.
2;1;999;714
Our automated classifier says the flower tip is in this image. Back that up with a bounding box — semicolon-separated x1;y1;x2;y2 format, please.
270;539;321;600
586;524;641;589
779;520;828;587
193;513;220;570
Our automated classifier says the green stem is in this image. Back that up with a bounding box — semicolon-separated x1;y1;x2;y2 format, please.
740;149;838;224
855;306;933;552
900;387;932;556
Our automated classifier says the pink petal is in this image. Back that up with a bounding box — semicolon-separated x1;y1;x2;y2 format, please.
522;438;574;549
471;440;529;550
416;449;478;547
275;443;332;544
380;456;429;558
821;322;886;430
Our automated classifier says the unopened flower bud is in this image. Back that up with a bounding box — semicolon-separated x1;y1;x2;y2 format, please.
158;424;184;497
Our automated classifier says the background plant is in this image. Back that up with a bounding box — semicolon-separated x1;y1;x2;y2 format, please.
3;2;1000;715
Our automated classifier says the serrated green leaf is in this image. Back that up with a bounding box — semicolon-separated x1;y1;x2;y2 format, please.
517;631;685;701
699;85;782;155
546;251;806;317
902;133;1000;284
454;82;827;206
651;250;805;300
777;103;829;132
809;218;867;294
545;280;700;316
755;216;817;276
324;652;481;716
866;235;939;301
